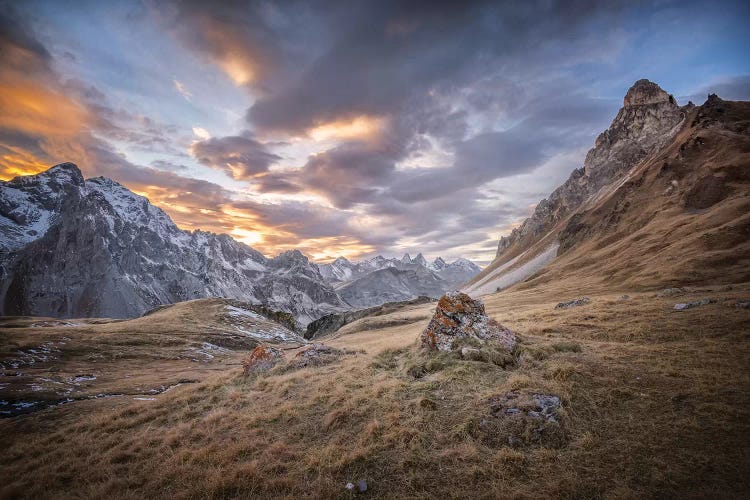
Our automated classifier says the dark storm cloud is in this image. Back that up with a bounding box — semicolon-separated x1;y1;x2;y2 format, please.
0;6;53;73
148;0;648;257
191;132;282;179
244;0;627;134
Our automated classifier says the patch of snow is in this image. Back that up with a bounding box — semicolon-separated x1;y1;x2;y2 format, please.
466;243;559;296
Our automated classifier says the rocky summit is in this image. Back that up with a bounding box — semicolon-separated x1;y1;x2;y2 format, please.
420;292;516;352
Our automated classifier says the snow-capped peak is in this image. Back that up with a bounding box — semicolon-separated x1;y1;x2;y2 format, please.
86;176;177;235
413;253;427;266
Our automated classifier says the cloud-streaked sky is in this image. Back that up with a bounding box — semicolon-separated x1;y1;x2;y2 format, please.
1;0;748;263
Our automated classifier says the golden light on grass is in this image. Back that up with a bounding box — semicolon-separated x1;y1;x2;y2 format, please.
307;115;386;142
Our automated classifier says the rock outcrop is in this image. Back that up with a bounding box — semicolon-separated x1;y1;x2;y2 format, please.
305;296;435;340
420;292;516;352
494;79;685;260
554;297;590;309
242;344;285;374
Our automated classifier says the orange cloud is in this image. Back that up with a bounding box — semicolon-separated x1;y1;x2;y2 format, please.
307;115;386;142
0;83;89;137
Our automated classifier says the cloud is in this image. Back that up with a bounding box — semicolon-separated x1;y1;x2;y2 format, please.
4;0;750;263
192;127;210;140
174;79;192;101
190;132;281;179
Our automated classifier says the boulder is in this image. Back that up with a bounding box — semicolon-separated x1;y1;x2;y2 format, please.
242;344;285;374
420;292;516;352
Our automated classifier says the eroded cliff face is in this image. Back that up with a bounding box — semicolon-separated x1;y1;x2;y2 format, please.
0;166;345;326
496;79;686;259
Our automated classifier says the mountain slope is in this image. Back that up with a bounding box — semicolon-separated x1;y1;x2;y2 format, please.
467;83;750;295
0;166;345;326
336;265;448;308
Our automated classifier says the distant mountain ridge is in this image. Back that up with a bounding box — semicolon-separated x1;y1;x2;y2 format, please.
0;163;345;326
317;253;481;308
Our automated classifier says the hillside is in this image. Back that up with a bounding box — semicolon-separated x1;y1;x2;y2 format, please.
466;83;750;295
1;285;749;497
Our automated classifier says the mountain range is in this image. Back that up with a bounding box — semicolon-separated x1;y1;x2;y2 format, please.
0;164;348;326
317;254;481;308
0;165;480;325
466;80;750;294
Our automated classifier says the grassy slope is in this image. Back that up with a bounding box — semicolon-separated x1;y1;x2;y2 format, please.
2;285;749;498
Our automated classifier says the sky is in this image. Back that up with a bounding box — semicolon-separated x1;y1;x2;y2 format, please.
1;0;748;264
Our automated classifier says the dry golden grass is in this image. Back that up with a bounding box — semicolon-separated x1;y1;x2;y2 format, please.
1;284;749;498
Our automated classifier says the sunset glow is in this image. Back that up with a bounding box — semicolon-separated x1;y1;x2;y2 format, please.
0;1;747;263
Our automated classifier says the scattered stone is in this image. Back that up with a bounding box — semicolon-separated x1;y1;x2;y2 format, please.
420;292;516;352
242;344;285;374
618;295;631;301
345;480;368;493
554;297;590;309
674;298;717;310
658;287;685;297
290;343;351;369
736;301;750;309
478;391;566;448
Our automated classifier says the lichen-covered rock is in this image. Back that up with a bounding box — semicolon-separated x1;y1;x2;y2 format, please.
242;344;285;374
420;292;516;352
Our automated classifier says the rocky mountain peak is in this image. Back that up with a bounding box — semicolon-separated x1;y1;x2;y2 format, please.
43;162;85;184
413;253;427;266
401;253;412;263
494;79;686;261
623;79;674;107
